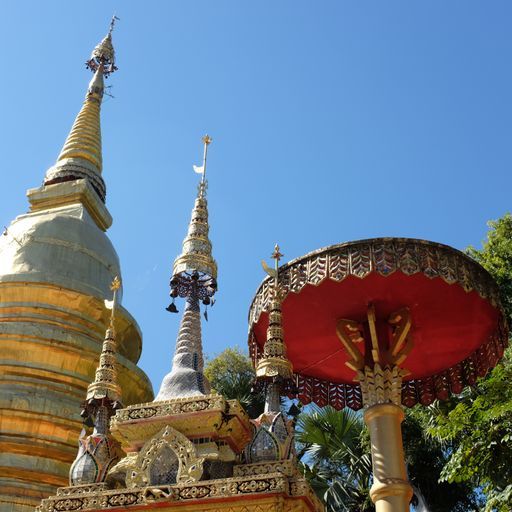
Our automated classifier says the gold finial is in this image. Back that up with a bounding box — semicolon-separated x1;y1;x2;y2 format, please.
85;275;123;403
110;275;121;291
107;276;121;330
271;244;283;269
262;243;283;290
193;135;213;190
47;18;120;193
172;136;218;282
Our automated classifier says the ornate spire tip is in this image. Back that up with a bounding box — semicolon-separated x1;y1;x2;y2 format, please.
86;16;119;77
271;244;283;263
110;275;121;291
106;276;121;330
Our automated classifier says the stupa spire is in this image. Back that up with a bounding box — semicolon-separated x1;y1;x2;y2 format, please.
257;244;293;412
43;16;119;202
155;136;218;401
85;276;122;404
244;244;296;464
68;276;123;485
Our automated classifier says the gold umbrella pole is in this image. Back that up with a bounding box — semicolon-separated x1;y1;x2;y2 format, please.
364;403;410;511
337;305;414;511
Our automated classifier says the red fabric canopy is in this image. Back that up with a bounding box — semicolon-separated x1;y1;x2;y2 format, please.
248;239;507;408
252;271;500;383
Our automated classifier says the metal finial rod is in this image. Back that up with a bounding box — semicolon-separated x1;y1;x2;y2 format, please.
271;244;283;287
109;15;120;36
201;134;212;184
192;135;212;195
261;244;284;290
108;276;121;330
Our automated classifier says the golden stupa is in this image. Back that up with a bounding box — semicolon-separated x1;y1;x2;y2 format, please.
1;18;322;512
0;21;153;511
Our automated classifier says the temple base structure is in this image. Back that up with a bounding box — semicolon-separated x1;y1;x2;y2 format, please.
37;395;323;512
36;474;320;512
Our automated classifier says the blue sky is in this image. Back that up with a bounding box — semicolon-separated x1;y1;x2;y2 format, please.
0;1;510;392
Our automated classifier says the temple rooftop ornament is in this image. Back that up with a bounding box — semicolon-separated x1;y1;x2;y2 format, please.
156;135;217;400
85;276;123;405
43;16;120;203
256;244;293;411
86;15;119;77
172;134;217;280
36;138;322;511
248;237;508;511
69;276;124;485
245;245;296;465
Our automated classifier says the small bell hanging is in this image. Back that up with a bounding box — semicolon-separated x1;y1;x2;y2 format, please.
166;299;179;313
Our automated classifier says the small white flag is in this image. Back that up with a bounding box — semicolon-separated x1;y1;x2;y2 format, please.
193;164;204;174
104;299;114;310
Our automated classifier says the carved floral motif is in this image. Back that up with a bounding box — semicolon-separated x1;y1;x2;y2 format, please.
357;364;407;407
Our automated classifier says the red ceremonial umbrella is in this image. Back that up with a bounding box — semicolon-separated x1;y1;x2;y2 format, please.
248;238;508;512
249;238;507;409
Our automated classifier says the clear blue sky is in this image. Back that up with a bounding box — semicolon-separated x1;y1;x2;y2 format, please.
0;1;510;393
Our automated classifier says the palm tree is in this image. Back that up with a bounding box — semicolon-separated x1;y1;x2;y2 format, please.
295;406;374;512
296;404;479;512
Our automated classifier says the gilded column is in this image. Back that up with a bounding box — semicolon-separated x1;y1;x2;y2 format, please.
336;305;414;512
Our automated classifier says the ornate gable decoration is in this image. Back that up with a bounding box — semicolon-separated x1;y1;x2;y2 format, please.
245;412;295;464
126;425;204;487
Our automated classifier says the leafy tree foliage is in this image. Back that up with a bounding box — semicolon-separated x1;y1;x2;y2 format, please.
422;351;512;511
422;213;512;511
204;347;265;418
401;409;478;511
467;213;512;323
